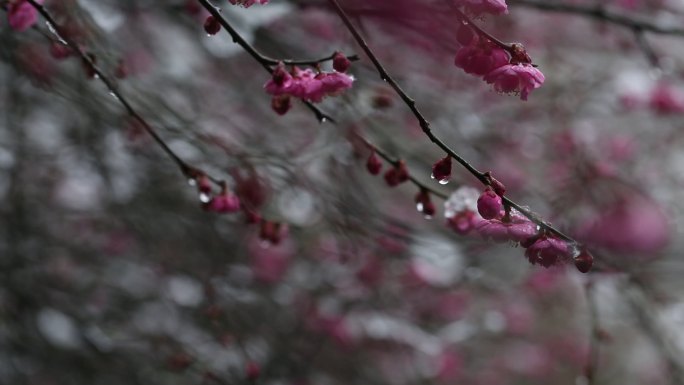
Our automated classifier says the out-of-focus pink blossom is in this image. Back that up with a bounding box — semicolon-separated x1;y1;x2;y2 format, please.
648;83;684;114
447;210;481;235
205;192;240;213
577;196;670;255
454;40;509;76
483;63;545;101
8;0;43;31
456;0;508;16
332;51;351;73
436;350;464;381
366;150;383;175
476;213;537;243
524;235;570;268
249;235;293;284
229;0;269;8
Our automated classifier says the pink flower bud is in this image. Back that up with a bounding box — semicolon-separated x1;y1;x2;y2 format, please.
271;95;292;115
384;160;409;187
332;51;351;73
197;175;212;194
206;193;241;213
245;362;260;381
204;16;221;35
115;59;128;79
366;150;383;175
431;156;452;185
574;249;593;273
477;187;502;220
49;42;72;60
415;189;435;218
260;221;287;245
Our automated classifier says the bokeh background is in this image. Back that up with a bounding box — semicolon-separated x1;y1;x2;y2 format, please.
2;0;684;384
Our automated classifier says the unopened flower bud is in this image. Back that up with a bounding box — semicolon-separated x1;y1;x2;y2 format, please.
477;187;502;220
431;156;452;185
204;16;221;36
366;150;382;175
574;249;593;273
332;51;351;73
384;160;409;187
271;95;292;115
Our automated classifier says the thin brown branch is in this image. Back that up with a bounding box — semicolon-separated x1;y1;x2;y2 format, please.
510;0;684;37
25;0;198;179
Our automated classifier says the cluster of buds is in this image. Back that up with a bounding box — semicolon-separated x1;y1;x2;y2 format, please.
189;173;241;214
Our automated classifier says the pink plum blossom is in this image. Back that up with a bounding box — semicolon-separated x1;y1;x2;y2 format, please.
649;83;684;114
483;63;545;100
264;63;353;103
524;235;570;268
205;192;240;213
476;213;537;243
7;0;43;32
454;40;509;76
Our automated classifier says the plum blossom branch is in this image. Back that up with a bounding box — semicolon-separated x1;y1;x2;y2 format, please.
199;0;358;123
510;0;684;37
355;135;449;200
197;0;449;202
326;0;577;245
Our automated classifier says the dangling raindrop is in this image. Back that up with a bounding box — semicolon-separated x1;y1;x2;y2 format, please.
416;202;424;212
438;179;449;185
320;117;327;123
187;178;197;187
199;192;211;203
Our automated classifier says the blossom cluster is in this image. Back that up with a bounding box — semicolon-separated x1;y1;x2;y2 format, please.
452;0;545;100
264;63;354;103
443;186;591;272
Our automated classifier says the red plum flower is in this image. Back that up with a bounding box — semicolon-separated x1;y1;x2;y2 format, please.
483;63;545;101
